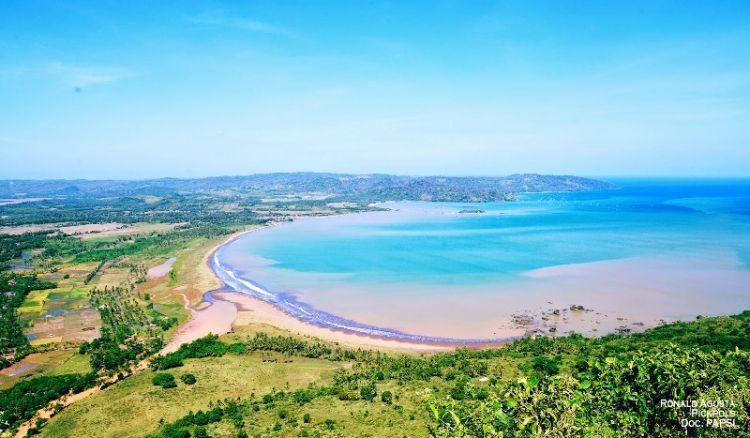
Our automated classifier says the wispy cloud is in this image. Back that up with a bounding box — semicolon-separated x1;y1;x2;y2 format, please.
189;10;290;36
46;62;132;88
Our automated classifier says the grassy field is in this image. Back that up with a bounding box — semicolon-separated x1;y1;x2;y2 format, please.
17;289;50;314
0;349;90;389
48;286;89;301
76;223;179;240
42;352;91;376
42;352;341;437
219;376;443;437
37;315;525;438
197;383;439;437
37;346;448;438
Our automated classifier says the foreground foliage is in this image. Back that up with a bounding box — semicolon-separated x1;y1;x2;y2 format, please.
143;311;750;437
429;345;750;436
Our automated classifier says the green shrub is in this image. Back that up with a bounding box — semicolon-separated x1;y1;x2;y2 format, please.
359;383;377;401
152;372;177;388
180;373;196;385
151;335;230;371
153;354;184;370
525;355;561;376
160;425;189;438
381;391;393;404
324;419;336;430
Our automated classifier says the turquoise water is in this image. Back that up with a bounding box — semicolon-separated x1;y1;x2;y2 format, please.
214;179;750;341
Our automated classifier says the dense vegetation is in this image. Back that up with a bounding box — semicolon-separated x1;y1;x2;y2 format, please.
0;373;96;431
0;232;59;269
0;194;264;226
430;344;749;436
145;312;750;437
70;224;233;264
80;285;173;372
0;222;236;272
0;273;56;366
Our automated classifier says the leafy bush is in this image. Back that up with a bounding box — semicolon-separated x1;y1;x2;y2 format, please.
152;372;177;389
152;354;184;370
180;373;196;385
160;425;189;438
523;355;561;376
381;390;393;404
359;383;377;401
151;335;231;370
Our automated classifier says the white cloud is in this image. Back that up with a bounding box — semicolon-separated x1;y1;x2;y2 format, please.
189;10;290;36
46;62;132;87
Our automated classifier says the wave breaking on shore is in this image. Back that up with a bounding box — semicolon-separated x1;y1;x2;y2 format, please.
211;244;513;345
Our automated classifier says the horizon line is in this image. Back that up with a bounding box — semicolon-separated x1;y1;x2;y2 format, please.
2;172;750;183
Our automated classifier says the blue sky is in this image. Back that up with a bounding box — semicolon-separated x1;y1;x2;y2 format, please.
1;1;749;179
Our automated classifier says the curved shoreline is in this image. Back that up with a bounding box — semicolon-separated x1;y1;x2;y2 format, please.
206;223;516;349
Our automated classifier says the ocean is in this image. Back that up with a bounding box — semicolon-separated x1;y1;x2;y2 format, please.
213;178;750;342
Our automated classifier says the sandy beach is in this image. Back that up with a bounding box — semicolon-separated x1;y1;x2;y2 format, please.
162;226;464;354
161;293;237;353
218;291;451;352
163;285;454;354
160;229;251;353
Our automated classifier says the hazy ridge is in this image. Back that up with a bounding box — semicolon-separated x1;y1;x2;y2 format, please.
0;172;614;202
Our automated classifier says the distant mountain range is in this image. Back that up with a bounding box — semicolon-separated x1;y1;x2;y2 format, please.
0;173;616;203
